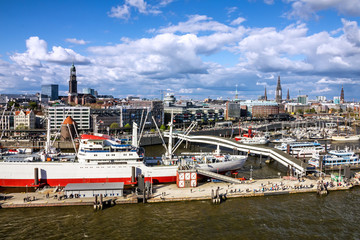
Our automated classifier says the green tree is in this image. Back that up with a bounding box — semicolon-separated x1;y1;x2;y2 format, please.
124;123;131;128
8;101;19;108
160;124;166;131
28;101;37;110
296;109;303;114
109;122;120;129
150;129;155;133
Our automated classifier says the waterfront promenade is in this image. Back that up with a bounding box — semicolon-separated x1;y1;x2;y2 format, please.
0;176;356;209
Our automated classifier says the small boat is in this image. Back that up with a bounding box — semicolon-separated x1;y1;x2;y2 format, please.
271;137;296;143
275;141;327;156
331;134;360;141
309;153;360;167
328;147;355;157
237;136;269;145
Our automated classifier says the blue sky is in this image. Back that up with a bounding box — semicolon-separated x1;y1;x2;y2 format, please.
1;0;360;101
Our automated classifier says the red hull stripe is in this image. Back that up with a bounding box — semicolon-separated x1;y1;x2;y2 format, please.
0;176;177;187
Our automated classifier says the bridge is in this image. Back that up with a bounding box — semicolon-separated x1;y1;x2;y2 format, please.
168;133;308;176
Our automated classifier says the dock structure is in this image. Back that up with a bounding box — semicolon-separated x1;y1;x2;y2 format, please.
168;133;308;176
1;177;356;208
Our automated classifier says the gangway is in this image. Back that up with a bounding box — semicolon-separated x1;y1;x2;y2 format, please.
196;169;243;184
165;132;308;176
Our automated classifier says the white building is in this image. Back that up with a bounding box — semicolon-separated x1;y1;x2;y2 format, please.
47;106;90;130
14;110;35;129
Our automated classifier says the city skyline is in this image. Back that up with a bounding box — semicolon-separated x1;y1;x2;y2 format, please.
0;0;360;100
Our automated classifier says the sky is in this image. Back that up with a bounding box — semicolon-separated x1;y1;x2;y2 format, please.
1;0;360;101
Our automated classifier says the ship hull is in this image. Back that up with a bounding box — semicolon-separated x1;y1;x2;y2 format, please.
0;157;246;187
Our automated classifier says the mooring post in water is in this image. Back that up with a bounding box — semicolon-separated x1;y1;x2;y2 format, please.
34;168;39;185
94;195;98;210
131;166;135;183
143;187;146;204
100;194;103;210
319;155;323;177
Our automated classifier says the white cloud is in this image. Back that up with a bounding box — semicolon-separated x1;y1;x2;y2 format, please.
179;88;193;94
10;36;90;66
159;15;232;34
317;77;359;85
226;7;238;15
108;0;166;20
311;87;332;94
108;5;130;19
3;16;360;100
342;19;360;47
65;38;90;45
127;0;147;13
256;82;268;86
230;17;246;26
286;0;360;20
264;0;274;5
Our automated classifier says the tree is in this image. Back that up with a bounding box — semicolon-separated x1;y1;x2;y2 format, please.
28;101;37;110
109;122;120;129
124;123;131;128
160;124;166;131
8;101;19;108
150;129;155;133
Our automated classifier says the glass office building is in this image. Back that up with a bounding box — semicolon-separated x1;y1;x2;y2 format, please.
41;84;59;101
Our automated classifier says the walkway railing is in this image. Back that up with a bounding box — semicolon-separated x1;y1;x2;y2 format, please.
166;133;307;175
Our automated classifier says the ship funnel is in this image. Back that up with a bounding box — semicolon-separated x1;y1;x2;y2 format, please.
132;122;138;148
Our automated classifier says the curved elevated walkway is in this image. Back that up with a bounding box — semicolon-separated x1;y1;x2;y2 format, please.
168;133;308;176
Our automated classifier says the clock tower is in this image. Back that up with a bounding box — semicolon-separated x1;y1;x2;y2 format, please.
68;63;78;103
275;76;282;103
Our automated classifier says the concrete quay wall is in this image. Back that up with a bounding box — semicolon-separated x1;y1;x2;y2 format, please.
1;177;356;209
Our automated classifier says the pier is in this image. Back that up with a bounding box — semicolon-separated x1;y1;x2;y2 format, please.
167;133;309;176
0;177;356;209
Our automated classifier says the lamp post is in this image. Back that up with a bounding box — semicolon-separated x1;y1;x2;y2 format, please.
250;165;253;180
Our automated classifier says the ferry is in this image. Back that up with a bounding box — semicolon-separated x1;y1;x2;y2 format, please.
308;153;360;167
275;141;326;156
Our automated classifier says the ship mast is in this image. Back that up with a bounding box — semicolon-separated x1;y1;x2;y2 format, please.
166;111;174;160
45;116;51;155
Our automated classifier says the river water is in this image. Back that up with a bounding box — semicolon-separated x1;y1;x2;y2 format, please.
1;143;360;239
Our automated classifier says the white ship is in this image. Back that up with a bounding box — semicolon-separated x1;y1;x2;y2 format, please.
308;151;360;167
331;134;360;141
275;141;326;156
0;122;246;187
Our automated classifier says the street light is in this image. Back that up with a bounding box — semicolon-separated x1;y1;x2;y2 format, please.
250;165;253;180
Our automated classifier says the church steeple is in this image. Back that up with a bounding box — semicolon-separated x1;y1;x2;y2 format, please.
340;85;344;104
235;84;238;100
275;76;282;103
68;63;78;103
287;89;290;101
264;86;267;101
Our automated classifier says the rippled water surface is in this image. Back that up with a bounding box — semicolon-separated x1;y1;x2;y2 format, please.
1;188;360;239
1;143;360;239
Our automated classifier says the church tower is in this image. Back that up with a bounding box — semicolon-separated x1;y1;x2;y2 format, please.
275;76;282;103
264;87;267;101
68;63;78;103
340;85;344;104
287;89;290;101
